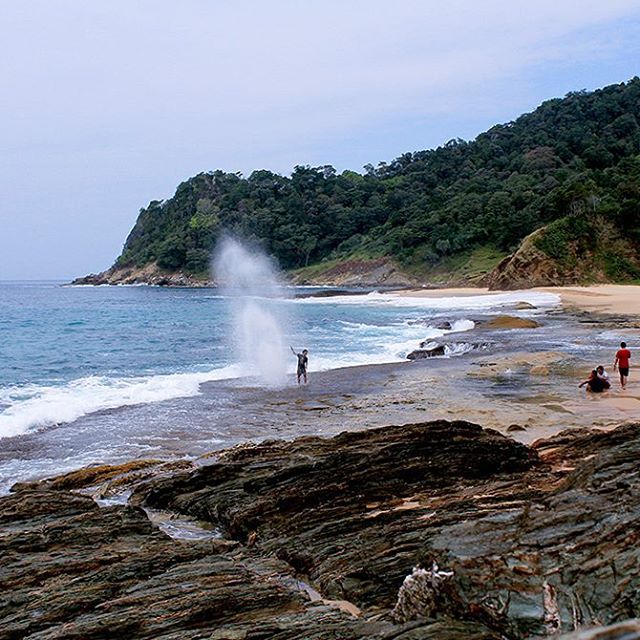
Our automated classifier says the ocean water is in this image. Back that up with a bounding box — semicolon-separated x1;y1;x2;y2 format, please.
0;281;561;492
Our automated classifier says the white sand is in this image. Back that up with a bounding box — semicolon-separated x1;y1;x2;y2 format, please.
399;284;640;316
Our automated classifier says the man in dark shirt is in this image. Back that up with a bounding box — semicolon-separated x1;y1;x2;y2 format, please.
614;341;631;389
290;347;309;385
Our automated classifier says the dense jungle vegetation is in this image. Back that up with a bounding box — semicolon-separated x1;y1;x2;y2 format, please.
115;78;640;279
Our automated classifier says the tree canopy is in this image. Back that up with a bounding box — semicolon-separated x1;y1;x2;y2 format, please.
115;78;640;279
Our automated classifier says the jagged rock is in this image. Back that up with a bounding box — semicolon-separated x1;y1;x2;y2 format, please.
1;421;639;639
391;563;456;623
555;619;640;639
408;344;446;359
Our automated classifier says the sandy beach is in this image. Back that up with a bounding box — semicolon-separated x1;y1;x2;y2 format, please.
401;283;640;316
540;284;640;315
389;284;640;440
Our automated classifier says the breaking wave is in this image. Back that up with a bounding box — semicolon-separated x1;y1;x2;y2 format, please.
0;366;241;439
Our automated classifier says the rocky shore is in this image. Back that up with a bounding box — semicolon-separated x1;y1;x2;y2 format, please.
70;257;418;289
2;419;639;639
70;264;213;287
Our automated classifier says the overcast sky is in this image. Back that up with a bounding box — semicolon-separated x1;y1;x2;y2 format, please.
1;1;639;280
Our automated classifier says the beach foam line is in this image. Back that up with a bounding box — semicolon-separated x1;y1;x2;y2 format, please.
0;365;242;439
0;314;482;438
293;290;561;310
310;320;478;371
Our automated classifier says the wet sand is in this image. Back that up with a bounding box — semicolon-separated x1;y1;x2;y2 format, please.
199;345;639;450
218;281;640;448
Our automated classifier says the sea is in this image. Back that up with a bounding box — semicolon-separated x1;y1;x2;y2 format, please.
0;279;576;493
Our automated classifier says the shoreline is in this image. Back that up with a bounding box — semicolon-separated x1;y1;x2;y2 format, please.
397;283;640;316
2;283;639;493
3;289;640;637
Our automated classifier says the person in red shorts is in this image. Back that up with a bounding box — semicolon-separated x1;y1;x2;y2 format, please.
613;341;631;389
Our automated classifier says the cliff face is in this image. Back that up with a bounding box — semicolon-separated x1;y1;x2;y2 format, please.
483;228;576;290
484;218;640;290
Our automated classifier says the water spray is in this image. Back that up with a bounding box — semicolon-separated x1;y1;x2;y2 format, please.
212;238;289;387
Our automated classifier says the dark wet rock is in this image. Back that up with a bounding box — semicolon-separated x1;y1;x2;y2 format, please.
409;341;489;359
408;344;446;359
294;289;370;298
555;619;640;639
507;424;527;432
1;421;639;639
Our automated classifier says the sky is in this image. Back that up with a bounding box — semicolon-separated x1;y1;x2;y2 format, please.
1;1;639;280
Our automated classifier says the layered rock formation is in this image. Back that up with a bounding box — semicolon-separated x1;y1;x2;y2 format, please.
483;229;569;291
1;420;639;639
71;263;212;287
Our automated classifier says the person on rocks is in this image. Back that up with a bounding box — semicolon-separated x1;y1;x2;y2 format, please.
613;342;631;389
596;365;611;389
290;346;309;385
579;369;607;393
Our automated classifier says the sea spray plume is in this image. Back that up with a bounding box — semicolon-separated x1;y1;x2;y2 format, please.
213;238;288;387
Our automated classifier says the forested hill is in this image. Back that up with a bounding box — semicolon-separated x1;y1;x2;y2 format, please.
86;78;640;286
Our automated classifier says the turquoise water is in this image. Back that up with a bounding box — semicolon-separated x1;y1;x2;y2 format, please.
0;281;563;491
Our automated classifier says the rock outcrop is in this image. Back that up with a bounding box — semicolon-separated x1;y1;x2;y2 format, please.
1;420;639;639
289;258;417;287
71;263;212;287
481;315;542;329
483;228;570;291
407;344;446;359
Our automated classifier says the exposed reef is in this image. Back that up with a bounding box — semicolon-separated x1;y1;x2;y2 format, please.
1;420;639;638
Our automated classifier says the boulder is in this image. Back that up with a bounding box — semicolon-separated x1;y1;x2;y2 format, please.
408;344;446;359
483;315;541;329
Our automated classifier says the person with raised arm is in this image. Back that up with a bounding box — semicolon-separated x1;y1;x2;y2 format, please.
290;346;309;385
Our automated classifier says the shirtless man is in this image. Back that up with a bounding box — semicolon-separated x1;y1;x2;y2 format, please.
613;341;631;389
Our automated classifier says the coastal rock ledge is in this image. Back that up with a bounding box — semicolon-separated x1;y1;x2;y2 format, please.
1;420;639;639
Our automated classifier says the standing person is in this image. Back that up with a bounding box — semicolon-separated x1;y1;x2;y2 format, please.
613;341;631;389
290;347;309;385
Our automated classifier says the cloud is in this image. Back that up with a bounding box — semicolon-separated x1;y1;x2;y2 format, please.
2;1;639;139
0;1;639;277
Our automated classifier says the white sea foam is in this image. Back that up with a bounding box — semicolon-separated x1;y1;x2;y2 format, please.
307;318;477;371
295;290;560;310
0;365;241;440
